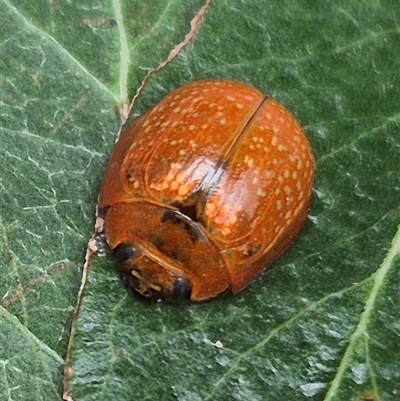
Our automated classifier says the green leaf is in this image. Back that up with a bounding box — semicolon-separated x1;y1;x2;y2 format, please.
1;1;399;401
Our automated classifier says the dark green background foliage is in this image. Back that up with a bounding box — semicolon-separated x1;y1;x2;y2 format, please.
1;1;399;400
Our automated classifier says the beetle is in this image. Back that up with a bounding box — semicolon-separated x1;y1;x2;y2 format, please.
98;80;314;301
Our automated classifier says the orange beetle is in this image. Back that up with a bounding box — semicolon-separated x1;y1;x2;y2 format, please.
99;80;314;301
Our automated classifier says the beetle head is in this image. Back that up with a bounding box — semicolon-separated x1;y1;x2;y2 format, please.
114;243;191;301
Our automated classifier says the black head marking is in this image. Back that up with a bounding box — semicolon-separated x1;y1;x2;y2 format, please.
173;277;191;299
115;244;136;263
179;204;198;222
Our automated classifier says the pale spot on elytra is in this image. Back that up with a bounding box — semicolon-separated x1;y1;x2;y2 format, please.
297;159;303;170
257;188;266;197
